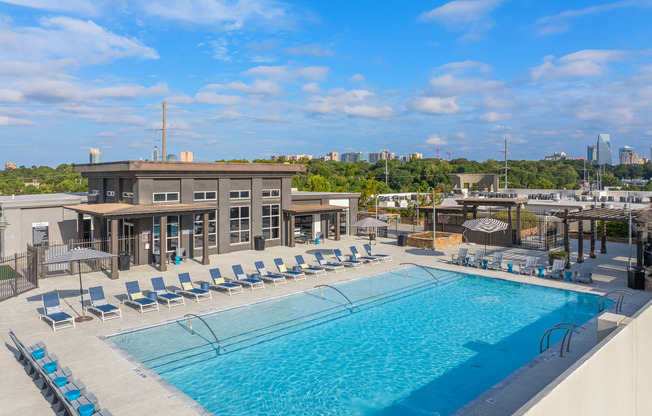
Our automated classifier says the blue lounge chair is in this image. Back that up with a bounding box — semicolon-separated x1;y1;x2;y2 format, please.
232;265;265;291
295;255;327;276
363;244;393;263
254;261;287;286
273;258;306;281
333;249;364;269
86;286;122;321
124;281;159;313
40;293;75;331
176;273;212;302
350;246;380;264
209;268;244;296
151;277;185;308
314;252;345;273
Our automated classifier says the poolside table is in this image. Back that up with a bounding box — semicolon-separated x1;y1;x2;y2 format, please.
465;257;471;266
565;271;573;282
200;282;210;291
507;263;514;273
482;260;488;270
537;267;545;277
174;256;181;265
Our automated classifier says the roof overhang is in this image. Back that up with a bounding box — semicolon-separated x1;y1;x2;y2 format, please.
65;202;216;219
283;204;345;215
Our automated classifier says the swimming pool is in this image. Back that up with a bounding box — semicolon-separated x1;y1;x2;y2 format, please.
109;267;604;416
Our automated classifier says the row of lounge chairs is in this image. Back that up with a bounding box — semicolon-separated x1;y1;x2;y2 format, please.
8;331;112;416
449;248;593;283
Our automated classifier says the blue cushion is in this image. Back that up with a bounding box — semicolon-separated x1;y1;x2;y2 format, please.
31;349;45;360
53;376;67;387
43;361;57;374
94;304;118;312
65;389;80;401
47;312;72;322
77;403;95;416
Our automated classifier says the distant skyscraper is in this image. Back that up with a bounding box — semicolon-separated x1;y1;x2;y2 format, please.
180;151;194;162
89;148;101;164
597;134;612;165
152;146;160;162
620;151;640;165
166;154;177;162
368;150;395;164
4;162;16;170
341;152;364;163
587;145;597;163
619;146;634;164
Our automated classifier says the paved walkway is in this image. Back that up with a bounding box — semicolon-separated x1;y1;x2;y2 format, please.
1;235;649;416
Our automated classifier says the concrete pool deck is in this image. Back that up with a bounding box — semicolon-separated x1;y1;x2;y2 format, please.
1;235;650;416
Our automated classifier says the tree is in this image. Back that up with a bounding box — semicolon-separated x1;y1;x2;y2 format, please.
305;175;331;192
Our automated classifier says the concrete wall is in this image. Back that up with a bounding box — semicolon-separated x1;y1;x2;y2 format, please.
519;300;652;416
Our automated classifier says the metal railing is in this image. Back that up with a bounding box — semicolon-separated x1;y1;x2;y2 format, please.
399;263;438;281
184;314;225;352
540;323;585;357
0;250;38;302
599;290;635;313
314;284;357;309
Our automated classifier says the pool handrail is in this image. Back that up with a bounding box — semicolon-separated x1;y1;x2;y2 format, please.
184;313;225;352
540;323;585;357
598;289;635;313
399;263;438;282
314;284;357;310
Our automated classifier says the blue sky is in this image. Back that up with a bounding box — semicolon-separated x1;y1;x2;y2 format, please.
1;0;652;166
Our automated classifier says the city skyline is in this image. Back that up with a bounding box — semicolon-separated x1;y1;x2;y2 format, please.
1;1;652;166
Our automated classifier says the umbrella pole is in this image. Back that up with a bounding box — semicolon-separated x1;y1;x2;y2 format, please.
76;259;92;322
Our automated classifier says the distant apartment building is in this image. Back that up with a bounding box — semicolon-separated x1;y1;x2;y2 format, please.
180;151;194;162
619;146;634;163
89;148;102;164
4;162;16;170
272;154;312;162
587;145;597;163
409;153;423;160
152;146;160;162
544;152;573;161
341;152;364;163
368;150;395;164
620;151;640;165
597;134;612;165
326;152;338;161
166;154;177;162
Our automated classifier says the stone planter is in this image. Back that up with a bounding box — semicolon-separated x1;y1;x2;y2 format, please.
406;231;462;250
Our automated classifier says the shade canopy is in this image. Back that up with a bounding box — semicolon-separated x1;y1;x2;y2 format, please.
350;218;390;228
462;218;508;233
43;247;117;264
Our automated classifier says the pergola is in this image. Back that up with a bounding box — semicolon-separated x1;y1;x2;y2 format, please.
455;198;529;245
283;204;343;247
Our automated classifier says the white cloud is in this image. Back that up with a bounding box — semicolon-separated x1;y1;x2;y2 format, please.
0;89;24;103
531;50;628;81
412;96;460;114
244;65;330;82
55;106;147;125
194;92;245;105
0;115;34;126
165;94;194;105
425;134;447;145
429;73;504;95
301;82;320;93
439;60;491;73
203;79;282;96
479;111;511;122
17;79;168;102
349;74;365;83
0;0;99;15
285;44;335;57
209;38;231;61
418;0;506;39
303;88;393;118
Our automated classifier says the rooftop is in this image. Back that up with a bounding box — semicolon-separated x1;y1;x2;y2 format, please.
74;160;306;175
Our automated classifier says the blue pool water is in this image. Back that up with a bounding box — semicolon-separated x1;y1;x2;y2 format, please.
110;268;604;416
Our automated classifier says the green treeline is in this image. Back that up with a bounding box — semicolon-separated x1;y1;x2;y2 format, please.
0;164;87;195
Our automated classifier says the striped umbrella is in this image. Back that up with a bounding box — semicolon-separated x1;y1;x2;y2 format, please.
462;218;509;252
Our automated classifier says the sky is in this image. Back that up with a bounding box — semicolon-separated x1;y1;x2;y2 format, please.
1;0;652;166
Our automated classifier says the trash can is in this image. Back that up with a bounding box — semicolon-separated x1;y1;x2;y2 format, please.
118;251;130;271
254;235;266;251
627;266;646;290
397;234;408;247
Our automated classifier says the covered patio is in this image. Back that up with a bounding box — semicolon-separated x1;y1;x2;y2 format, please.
283;204;344;247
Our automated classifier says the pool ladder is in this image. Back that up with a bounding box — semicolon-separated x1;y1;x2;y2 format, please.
184;313;225;352
399;263;438;282
598;290;635;313
540;323;585;357
315;285;357;310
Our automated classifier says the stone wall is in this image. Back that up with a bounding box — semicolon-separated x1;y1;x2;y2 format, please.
407;231;462;250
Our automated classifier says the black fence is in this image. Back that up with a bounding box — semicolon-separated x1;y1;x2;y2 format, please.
0;248;38;302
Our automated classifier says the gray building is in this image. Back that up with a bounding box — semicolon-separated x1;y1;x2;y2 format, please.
597;134;612;165
341;152;364;163
587;145;597;163
68;161;358;274
89;148;101;164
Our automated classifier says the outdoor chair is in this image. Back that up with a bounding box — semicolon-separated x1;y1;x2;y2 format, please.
150;277;185;308
333;249;364;269
468;250;485;268
314;252;345;273
363;243;393;262
209;268;244;295
575;262;593;284
273;258;307;281
40;293;76;332
350;246;380;264
486;252;503;270
176;273;212;302
124;281;159;313
451;248;468;266
175;247;187;262
518;256;538;275
295;255;327;276
86;286;122;321
254;261;287;286
232;265;265;291
546;258;566;279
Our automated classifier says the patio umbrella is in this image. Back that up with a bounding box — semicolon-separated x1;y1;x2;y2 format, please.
462;218;509;253
350;217;390;228
43;247;117;322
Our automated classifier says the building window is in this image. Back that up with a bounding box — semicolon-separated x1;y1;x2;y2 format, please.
153;192;179;203
194;191;216;201
230;190;250;200
262;189;280;198
262;204;280;240
230;206;250;244
153;216;180;253
194;211;217;249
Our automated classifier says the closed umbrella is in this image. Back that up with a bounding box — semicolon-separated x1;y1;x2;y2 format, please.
43;248;117;322
462;218;508;253
350;218;390;228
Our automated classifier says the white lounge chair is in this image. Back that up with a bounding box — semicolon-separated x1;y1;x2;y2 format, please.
86;286;122;321
363;244;393;262
314;252;345;273
468;250;485;268
486;252;503;270
519;256;538;275
546;258;566;279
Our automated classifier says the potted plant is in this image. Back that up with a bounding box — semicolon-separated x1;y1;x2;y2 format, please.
548;251;569;266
